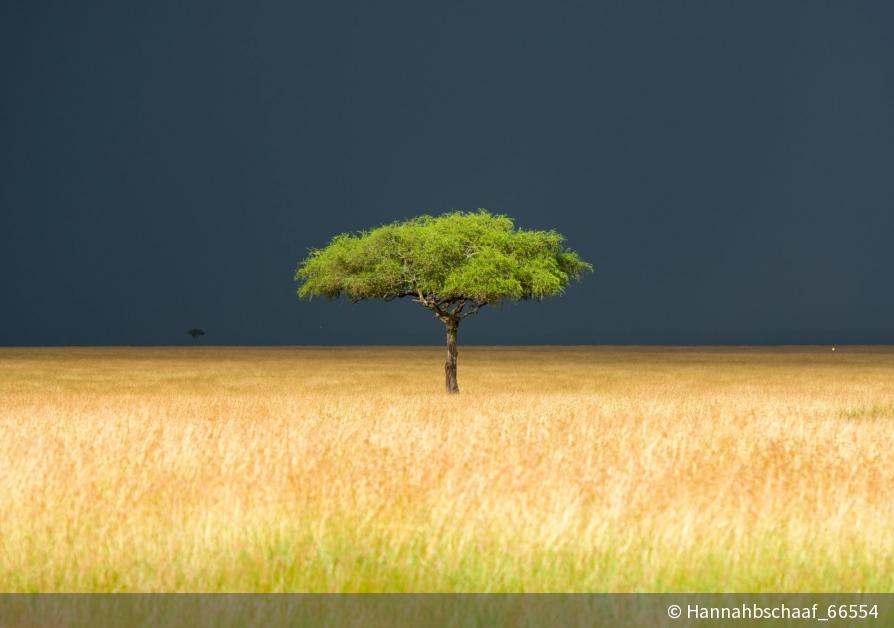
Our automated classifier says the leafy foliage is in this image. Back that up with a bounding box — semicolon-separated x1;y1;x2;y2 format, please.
295;210;591;318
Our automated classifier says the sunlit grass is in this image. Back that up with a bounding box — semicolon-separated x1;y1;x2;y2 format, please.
1;346;893;591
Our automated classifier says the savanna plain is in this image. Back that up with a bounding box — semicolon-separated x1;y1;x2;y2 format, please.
1;346;893;592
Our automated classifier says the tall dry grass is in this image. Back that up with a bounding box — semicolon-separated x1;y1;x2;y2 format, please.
1;346;893;592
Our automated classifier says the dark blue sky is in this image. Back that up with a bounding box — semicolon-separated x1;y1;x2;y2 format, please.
2;1;893;345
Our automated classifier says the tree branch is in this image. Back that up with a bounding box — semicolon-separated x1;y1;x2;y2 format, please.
413;288;430;307
413;289;457;321
458;302;487;319
450;300;466;315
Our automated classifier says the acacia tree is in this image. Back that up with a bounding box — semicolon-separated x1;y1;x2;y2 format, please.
295;210;591;393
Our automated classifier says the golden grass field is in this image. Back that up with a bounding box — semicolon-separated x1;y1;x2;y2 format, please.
1;346;893;592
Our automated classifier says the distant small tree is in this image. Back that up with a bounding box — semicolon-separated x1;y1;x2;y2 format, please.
187;328;205;340
295;210;591;393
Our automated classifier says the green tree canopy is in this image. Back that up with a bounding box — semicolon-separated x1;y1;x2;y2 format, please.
295;210;592;392
296;210;591;306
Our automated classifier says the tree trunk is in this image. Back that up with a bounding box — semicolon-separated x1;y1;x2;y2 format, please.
445;319;459;393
